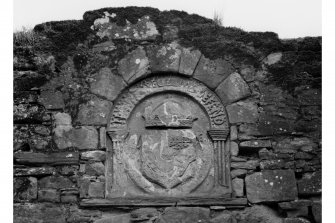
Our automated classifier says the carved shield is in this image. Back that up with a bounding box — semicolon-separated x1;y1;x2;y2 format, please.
141;129;200;189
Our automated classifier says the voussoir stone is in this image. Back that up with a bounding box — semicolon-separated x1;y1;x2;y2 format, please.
215;72;251;104
226;101;259;124
245;170;298;203
118;46;150;84
76;96;112;125
193;56;235;89
147;42;181;72
90;67;126;101
179;48;202;76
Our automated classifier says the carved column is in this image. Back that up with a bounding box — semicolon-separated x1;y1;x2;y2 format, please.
208;129;229;187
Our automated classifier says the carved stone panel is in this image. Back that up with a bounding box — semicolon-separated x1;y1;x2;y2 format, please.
106;75;231;203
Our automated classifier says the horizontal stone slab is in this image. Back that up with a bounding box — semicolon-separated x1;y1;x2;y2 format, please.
14;152;79;166
14;167;56;176
80;197;248;207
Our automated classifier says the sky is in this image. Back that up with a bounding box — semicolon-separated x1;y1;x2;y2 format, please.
13;0;321;39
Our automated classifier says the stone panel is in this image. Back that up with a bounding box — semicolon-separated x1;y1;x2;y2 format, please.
215;72;251;104
90;67;126;101
245;170;298;203
193;56;235;89
226;101;259;124
118;46;150;84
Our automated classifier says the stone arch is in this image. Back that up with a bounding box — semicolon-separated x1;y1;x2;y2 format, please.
107;74;229;132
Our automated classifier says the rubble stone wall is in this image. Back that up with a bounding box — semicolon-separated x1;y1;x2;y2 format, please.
14;7;321;223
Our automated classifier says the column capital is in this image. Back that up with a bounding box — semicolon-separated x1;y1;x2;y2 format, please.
208;128;229;141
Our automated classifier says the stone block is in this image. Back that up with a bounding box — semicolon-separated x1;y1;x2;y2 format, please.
239;140;272;148
84;162;105;176
279;200;312;218
130;208;159;221
273;137;317;154
94;214;131;223
193;56;235;89
118;46;150;84
157;207;210;223
38;188;60;202
14;167;56;177
60;165;79;176
99;127;107;149
231;160;259;170
14;91;39;104
230;141;239;156
92;40;116;53
258;148;294;161
14;124;52;151
67;206;101;223
312;201;321;223
90;67;126;101
38;175;74;190
14;177;37;202
263;52;282;65
233;205;283;223
88;182;105;198
226;101;259;124
260;159;295;170
14;203;66;223
60;189;78;203
14;104;50;124
232;178;244;197
230;125;238;141
215;72;251;104
297;171;321;196
14;152;79;166
245;170;298;203
210;212;234;223
147;42;181;72
54;126;98;150
231;169;248;178
38;90;65;110
76;96;112;125
179;48;202;76
81;150;106;162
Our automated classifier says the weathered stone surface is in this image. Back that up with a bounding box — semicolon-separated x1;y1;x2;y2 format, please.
215;72;251;104
38;175;75;189
14;152;79;166
260;159;295;170
67;205;101;223
76;96;112;125
60;165;79;176
38;90;65;110
157;207;210;223
273;138;318;154
263;52;282;65
14;124;52;151
14;167;56;176
295;152;314;160
14;177;37;202
279;200;312;218
162;25;179;41
14;104;50;123
295;86;321;106
54;112;72;125
147;42;181;72
14;90;38;104
231;160;259;170
94;214;131;223
210;212;234;223
193;56;235;89
60;189;78;203
245;170;298;203
88;182;105;198
259;148;294;161
233;205;283;223
239;65;256;82
312;201;321;223
226;101;259;124
297;171;321;196
84;162;105;176
232;178;244;197
14;203;66;223
92;40;116;53
81;150;106;162
38;188;60;202
90;67;126;101
231;169;248;178
230;141;239;156
284;218;311;223
230;126;238;141
92;13;159;40
118;46;150;84
130;208;159;221
99;127;107;149
240;140;272;148
54;126;98;150
179;48;202;76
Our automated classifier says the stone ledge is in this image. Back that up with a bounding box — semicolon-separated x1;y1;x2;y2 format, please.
14;152;80;166
80;197;247;207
